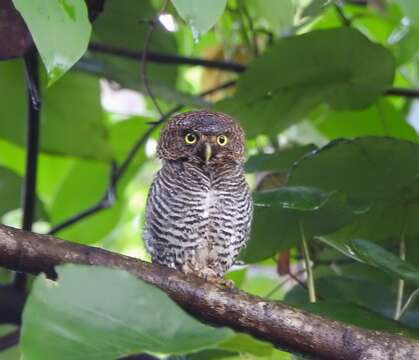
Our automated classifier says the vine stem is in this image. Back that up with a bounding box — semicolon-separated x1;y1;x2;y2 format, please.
140;0;169;116
299;220;316;303
394;235;406;320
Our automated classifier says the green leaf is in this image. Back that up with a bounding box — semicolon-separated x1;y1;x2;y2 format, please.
245;145;317;173
311;100;418;142
218;334;274;357
289;300;419;339
172;0;227;41
218;28;395;137
21;265;233;360
253;187;335;211
41;72;111;160
350;239;419;286
288;137;419;246
242;190;355;263
0;60;111;161
12;0;91;84
246;0;295;32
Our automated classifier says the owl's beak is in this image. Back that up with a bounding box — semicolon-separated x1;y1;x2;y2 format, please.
204;142;212;164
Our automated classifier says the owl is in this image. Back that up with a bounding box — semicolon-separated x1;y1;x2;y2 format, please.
143;110;253;282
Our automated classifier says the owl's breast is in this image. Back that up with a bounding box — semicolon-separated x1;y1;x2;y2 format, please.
144;161;252;272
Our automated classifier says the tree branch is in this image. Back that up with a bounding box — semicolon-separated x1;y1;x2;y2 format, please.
88;42;246;73
0;224;418;360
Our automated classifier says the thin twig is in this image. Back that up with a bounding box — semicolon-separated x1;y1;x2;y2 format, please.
13;49;41;289
299;220;316;303
140;0;170;116
48;81;236;235
334;1;351;26
394;236;406;320
240;2;258;56
265;268;306;298
385;87;419;98
0;329;19;351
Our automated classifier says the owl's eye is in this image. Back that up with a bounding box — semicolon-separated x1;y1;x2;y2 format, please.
216;135;228;146
184;132;198;144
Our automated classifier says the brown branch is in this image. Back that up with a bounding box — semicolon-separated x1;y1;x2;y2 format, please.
0;225;418;359
88;42;246;73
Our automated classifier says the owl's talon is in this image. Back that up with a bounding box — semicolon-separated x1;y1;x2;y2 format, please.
198;268;234;288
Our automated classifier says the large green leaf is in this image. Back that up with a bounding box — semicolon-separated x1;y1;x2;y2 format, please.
12;0;91;84
311;100;418;142
21;265;233;360
172;0;227;41
288;137;419;246
350;239;419;286
243;190;354;263
245;145;316;173
0;60;111;160
218;28;395;137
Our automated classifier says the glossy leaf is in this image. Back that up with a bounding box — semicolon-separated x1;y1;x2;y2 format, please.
12;0;91;84
245;145;317;173
253;187;335;211
242;190;355;263
218;28;395;137
21;265;233;360
350;239;419;286
172;0;227;41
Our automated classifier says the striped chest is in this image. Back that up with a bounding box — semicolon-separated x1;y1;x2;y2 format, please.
144;160;252;273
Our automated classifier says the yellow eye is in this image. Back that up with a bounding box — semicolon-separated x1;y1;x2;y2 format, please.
184;133;197;144
217;135;228;146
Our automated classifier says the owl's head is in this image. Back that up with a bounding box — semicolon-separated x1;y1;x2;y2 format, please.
157;110;245;166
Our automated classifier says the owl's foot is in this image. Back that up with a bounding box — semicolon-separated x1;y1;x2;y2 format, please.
199;268;234;289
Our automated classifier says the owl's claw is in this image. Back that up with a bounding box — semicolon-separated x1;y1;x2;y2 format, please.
200;268;234;288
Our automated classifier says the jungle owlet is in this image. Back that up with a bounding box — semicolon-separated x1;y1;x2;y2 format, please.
143;110;253;281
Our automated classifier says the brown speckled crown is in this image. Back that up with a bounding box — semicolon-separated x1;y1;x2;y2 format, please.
157;110;245;164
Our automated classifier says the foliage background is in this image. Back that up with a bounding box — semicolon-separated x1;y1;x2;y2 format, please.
1;0;419;359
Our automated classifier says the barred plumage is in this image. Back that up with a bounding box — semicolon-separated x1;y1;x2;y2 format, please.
143;110;252;279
